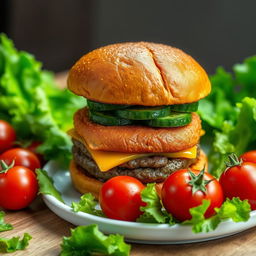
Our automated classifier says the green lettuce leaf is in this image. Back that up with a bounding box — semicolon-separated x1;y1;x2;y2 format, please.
36;169;64;203
234;56;256;100
60;224;131;256
215;197;251;221
71;193;104;217
198;56;256;177
210;97;256;177
0;211;13;232
198;67;238;131
199;56;256;132
182;200;220;233
136;183;174;224
0;233;32;253
0;34;85;164
183;198;251;233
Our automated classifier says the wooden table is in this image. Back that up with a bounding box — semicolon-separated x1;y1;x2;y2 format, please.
3;73;256;255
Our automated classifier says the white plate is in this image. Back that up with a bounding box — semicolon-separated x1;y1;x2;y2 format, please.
42;161;256;244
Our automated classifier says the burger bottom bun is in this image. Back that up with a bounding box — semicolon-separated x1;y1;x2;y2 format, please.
69;149;207;200
70;160;103;199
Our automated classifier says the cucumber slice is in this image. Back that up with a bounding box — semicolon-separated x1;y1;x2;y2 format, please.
115;106;170;120
146;112;192;127
89;111;133;126
87;100;128;111
170;102;199;112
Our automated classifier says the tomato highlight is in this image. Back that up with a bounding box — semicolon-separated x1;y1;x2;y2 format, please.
162;169;224;221
241;150;256;164
0;120;16;153
0;161;38;210
0;148;41;171
220;153;256;210
99;176;145;221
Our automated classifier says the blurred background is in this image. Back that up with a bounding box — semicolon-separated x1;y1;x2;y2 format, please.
1;0;255;74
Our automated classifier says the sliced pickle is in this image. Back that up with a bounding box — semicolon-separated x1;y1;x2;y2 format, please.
87;100;129;111
89;111;133;126
170;102;199;112
146;112;192;127
115;106;170;120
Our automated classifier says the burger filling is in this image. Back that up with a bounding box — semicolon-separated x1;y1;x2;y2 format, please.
72;138;199;183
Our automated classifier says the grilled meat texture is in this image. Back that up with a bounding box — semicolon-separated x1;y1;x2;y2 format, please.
72;139;199;183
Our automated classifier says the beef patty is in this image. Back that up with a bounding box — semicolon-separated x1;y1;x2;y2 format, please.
72;139;199;183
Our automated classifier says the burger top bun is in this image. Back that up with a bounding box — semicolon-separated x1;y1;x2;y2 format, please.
68;42;211;106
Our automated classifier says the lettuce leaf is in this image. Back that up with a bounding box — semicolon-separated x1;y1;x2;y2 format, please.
199;56;256;131
0;211;13;232
71;193;104;217
182;200;220;233
36;169;64;203
210;97;256;177
0;233;32;253
136;183;175;224
60;225;131;256
0;34;85;164
198;56;256;177
198;67;238;131
183;198;251;233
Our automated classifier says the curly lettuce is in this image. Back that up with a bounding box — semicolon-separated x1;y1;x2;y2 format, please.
60;225;130;256
0;34;85;164
0;233;32;253
183;198;251;233
198;56;256;177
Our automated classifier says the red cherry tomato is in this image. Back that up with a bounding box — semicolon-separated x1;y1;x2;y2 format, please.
240;150;256;164
0;148;41;171
162;169;224;221
0;165;38;210
219;154;256;210
99;176;145;221
0;120;16;153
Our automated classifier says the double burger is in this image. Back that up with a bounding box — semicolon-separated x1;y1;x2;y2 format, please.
67;42;211;198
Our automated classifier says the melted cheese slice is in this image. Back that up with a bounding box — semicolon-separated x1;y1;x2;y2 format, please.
68;129;197;172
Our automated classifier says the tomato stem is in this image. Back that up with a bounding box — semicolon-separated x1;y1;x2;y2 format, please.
0;160;15;173
188;169;212;194
225;153;242;168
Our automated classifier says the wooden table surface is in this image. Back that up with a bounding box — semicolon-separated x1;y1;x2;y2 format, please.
3;73;256;256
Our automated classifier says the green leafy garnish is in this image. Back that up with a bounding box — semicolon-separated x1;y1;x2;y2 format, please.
71;193;104;217
60;224;131;256
209;97;256;177
0;34;85;164
183;198;251;233
198;56;256;177
0;233;32;253
0;211;13;232
36;169;64;203
136;183;174;224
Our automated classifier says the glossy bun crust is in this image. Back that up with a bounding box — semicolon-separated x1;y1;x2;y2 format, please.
74;108;202;153
69;150;207;200
68;42;211;106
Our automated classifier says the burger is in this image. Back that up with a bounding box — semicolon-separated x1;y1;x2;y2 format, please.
67;42;211;199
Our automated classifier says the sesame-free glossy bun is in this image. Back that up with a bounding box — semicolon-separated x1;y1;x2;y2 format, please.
70;160;103;199
68;42;211;106
74;107;202;153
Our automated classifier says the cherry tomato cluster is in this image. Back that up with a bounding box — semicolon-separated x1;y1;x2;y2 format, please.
99;169;223;222
0;120;42;210
99;150;256;222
